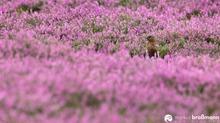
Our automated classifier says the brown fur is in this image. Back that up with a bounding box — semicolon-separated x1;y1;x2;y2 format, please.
147;36;158;58
186;13;191;20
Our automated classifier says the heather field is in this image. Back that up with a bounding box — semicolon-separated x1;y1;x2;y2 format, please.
0;0;220;123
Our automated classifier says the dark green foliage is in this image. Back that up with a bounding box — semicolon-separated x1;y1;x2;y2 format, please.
65;93;83;109
65;92;102;109
84;40;90;46
205;38;215;44
86;94;102;108
159;42;166;47
121;16;132;22
116;0;127;7
126;44;145;58
69;1;77;8
81;27;87;32
92;25;105;33
0;24;3;29
158;44;169;58
26;19;37;27
32;1;44;12
129;50;135;58
138;104;147;111
206;38;212;43
71;41;82;50
139;0;145;5
207;107;215;115
16;1;44;14
82;22;105;33
19;4;30;12
185;89;190;95
118;107;127;115
132;19;141;27
98;0;105;6
199;86;204;94
94;42;103;52
178;38;185;48
75;42;82;50
26;107;44;116
208;10;218;17
123;27;129;34
36;107;43;114
135;19;141;25
110;48;117;54
192;9;200;16
173;33;179;39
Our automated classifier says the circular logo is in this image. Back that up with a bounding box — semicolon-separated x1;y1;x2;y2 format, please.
164;114;173;122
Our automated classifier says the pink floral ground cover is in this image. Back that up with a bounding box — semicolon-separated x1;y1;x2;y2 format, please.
0;0;220;123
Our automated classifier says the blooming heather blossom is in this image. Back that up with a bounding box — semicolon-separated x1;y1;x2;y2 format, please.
0;0;220;123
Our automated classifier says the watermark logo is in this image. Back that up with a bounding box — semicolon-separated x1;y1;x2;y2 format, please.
164;114;219;122
164;114;173;122
192;114;219;120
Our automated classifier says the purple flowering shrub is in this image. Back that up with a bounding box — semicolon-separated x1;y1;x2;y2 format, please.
0;0;220;123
